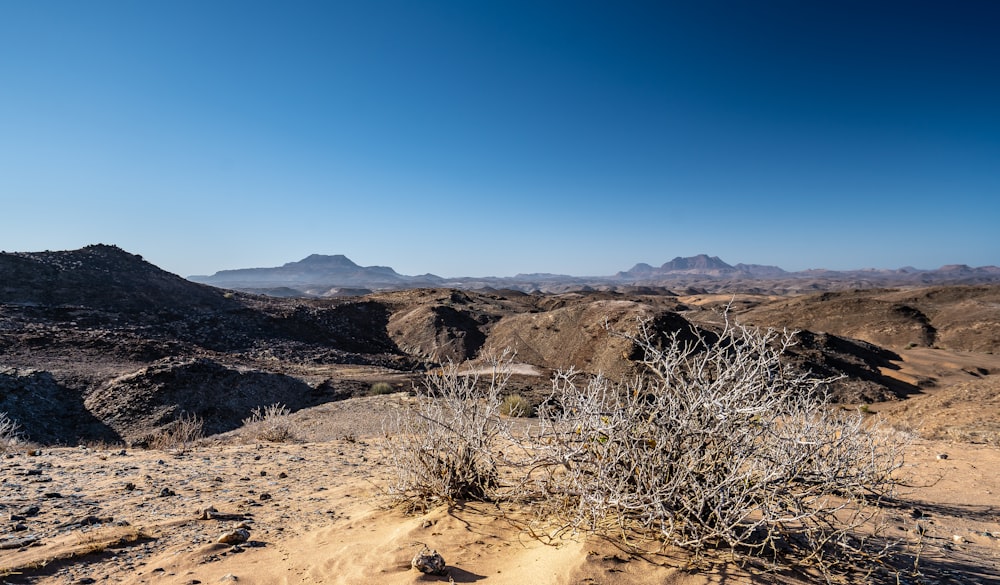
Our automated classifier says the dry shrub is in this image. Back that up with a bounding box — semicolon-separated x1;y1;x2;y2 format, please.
501;393;532;417
381;318;904;578
146;412;204;451
524;317;905;577
0;411;22;452
370;382;396;395
242;403;295;442
382;350;514;506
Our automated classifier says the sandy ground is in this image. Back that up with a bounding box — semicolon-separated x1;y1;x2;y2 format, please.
3;381;1000;585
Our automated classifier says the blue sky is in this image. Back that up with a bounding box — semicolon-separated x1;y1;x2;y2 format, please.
1;1;997;277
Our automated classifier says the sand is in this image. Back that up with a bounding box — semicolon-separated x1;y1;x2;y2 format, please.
3;385;1000;585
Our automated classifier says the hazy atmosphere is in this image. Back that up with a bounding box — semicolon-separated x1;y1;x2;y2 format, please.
2;1;997;277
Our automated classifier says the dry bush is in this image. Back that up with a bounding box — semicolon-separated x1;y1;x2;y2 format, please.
370;382;396;395
0;411;22;452
381;318;904;577
146;412;204;451
524;317;904;577
500;393;532;417
242;403;295;442
382;350;514;506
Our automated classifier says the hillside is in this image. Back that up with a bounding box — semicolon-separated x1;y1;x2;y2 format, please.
2;245;998;446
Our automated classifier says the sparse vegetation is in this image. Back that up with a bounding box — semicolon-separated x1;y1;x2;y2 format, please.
146;412;204;451
242;403;295;442
383;317;906;578
500;393;532;417
0;411;22;452
369;382;396;395
382;350;513;505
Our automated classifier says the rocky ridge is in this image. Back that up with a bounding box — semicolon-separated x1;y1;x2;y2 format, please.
3;245;997;445
189;252;1000;297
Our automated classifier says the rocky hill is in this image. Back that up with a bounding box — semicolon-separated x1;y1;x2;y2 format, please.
3;245;998;446
1;244;226;312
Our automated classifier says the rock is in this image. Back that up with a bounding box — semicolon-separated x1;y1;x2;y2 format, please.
198;507;219;520
219;573;238;581
411;547;446;575
158;487;176;497
936;453;949;460
0;535;42;550
217;528;250;545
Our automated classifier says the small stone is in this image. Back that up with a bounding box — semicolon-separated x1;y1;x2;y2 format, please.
42;492;62;498
217;528;250;545
278;472;288;479
77;579;96;584
124;482;135;491
411;547;446;575
936;453;949;460
219;574;238;582
198;507;219;520
259;470;267;476
158;487;176;497
953;534;967;544
259;493;272;501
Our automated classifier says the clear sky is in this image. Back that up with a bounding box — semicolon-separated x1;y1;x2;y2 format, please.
1;1;997;277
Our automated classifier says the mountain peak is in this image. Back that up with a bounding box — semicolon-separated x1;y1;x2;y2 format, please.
290;254;360;268
660;255;733;271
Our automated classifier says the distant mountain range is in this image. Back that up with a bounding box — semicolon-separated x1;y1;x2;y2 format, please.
188;253;1000;296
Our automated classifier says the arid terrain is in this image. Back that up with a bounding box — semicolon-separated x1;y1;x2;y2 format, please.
2;245;1000;584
